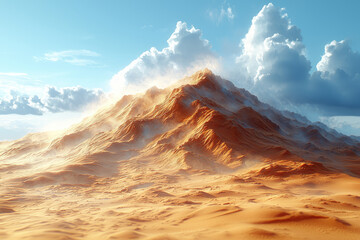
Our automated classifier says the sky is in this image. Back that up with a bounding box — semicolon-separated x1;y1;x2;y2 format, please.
1;0;360;140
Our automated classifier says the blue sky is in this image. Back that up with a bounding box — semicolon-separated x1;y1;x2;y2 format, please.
2;0;360;89
1;0;360;139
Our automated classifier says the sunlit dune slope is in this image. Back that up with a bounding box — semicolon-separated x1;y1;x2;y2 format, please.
1;69;360;240
2;69;359;179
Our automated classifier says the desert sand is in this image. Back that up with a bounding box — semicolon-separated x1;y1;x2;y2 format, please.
1;69;360;240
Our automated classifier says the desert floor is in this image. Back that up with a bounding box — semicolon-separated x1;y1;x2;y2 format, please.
1;158;360;240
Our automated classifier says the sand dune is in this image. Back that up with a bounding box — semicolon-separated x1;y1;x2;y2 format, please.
1;69;360;239
1;167;360;240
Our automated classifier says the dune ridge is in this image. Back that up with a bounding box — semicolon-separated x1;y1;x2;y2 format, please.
1;69;360;239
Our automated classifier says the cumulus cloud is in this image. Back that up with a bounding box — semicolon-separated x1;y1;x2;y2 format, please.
110;21;219;95
316;40;360;76
304;40;360;114
43;86;104;113
235;3;360;116
35;50;100;66
0;86;104;115
0;91;43;115
237;3;310;94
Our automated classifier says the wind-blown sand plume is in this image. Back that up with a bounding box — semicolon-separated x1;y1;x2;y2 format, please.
1;69;360;239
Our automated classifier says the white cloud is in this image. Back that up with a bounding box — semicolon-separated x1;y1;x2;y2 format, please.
237;3;309;86
304;40;360;113
44;86;104;113
35;50;100;66
110;21;219;95
234;3;360;116
0;91;43;115
0;86;105;115
316;40;360;77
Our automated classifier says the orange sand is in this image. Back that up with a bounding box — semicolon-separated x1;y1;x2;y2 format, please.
1;69;360;240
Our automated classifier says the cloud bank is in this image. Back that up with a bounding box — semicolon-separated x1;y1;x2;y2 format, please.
236;3;360;116
110;21;219;95
305;40;360;114
237;3;310;85
0;86;104;115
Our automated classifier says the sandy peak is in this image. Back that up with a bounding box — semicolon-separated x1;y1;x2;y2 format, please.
171;68;220;89
187;68;216;84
